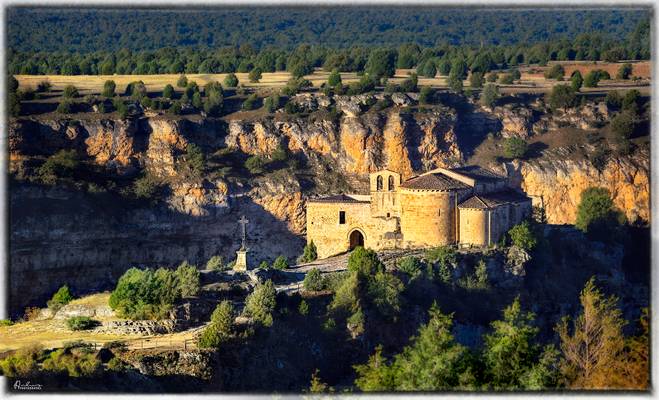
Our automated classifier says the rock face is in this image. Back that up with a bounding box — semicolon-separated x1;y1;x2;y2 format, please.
503;147;650;225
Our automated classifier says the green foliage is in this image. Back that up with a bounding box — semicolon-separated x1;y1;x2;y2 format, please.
575;187;625;241
616;63;633;80
0;346;41;377
544;64;565;79
175;261;201;297
503;137;528;159
299;241;318;263
176;74;188;88
42;346;101;378
570;70;583;91
183;143;206;177
508;221;538;250
66;316;99;331
203;82;224;116
245;154;266;174
63;84;78;98
480;83;499;108
56;99;74;114
162;84;174;99
199;301;234;349
353;345;396;391
258;261;269;270
272;255;289;270
498;73;514;84
397;256;422;278
606;90;622;109
263;93;280;113
365;49;396;80
621;89;640;112
223;73;239;87
206;255;225;271
0;319;13;326
132;171;162;200
611;111;635;146
8;92;21;117
298;300;309;316
192;91;202;108
511;68;521;80
549;84;577;112
168;100;182;115
447;72;463;93
367;271;404;319
243;280;277;327
39;149;78;184
486;72;498;82
425;246;456;284
327;69;342;87
248;67;262;83
125;80;147;98
583;70;600;87
399;73;418;92
102;80;116;97
418;86;433;104
8;75;19;92
348;246;384;277
459;259;489;290
48;285;74;311
469;72;484;88
242;93;258;110
303;268;325;291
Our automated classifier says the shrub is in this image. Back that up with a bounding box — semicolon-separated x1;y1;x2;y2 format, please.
176;74;188;88
459;259;489;290
206;255;225;271
583;71;600;87
606;91;622;109
223;73;239;87
447;73;463;92
303;268;325;291
0;319;13;326
258;261;270;270
328;69;342;87
0;346;41;377
300;241;318;263
66;316;99;331
56;100;74;114
486;72;499;82
622;90;641;113
616;63;633;80
109;267;182;320
298;300;309;316
348;246;384;276
102;80;116;97
132;172;162;200
570;71;583;91
37;80;52;93
42;347;100;378
8;75;19;93
499;74;514;84
263;93;280;113
175;262;200;297
611;111;635;141
548;84;576;111
575;187;626;240
543;64;565;80
511;69;521;80
272;255;289;270
192;92;203;108
163;84;175;99
245;155;266;174
242;93;258;110
243;280;276;327
198;301;234;349
248;67;262;83
183;143;205;177
480;83;500;108
469;72;484;88
399;73;418;92
125;81;147;98
508;221;538;250
418;86;433;104
503;137;528;159
39;149;78;183
63;85;78;98
47;285;74;311
397;256;422;278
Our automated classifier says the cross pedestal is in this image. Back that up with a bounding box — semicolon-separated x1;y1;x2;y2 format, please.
234;248;249;272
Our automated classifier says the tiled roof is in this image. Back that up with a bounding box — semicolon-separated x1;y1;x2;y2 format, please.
449;166;505;183
308;194;370;204
400;173;470;191
458;190;531;209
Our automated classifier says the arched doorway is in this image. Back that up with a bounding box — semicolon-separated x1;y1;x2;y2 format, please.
349;230;365;250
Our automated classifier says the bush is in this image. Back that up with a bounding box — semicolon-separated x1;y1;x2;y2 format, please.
243;280;276;327
47;285;74;311
206;255;225;271
163;84;175;99
399;73;418;92
63;84;78;98
328;69;342;87
8;75;19;93
543;64;565;80
263;93;280;113
272;255;289;270
459;260;489;290
37;80;52;93
245;155;266;174
0;347;41;377
469;72;484;88
176;74;188;88
348;246;384;276
102;80;116;97
606;91;622;109
223;73;239;87
175;262;200;297
503;137;528;159
38;149;78;183
298;300;309;316
56;100;74;114
575;187;626;241
42;347;100;378
198;301;234;349
109;267;183;320
183;143;205;177
168;100;182;115
548;84;576;111
418;86;434;105
447;73;463;93
616;63;633;80
299;241;318;263
499;74;514;84
480;83;500;108
249;67;262;83
611;111;635;141
583;71;600;87
303;268;325;291
66;316;99;331
397;256;422;278
242;93;258;110
622;89;641;113
125;81;147;98
8;92;21;117
508;221;538;250
132;172;162;200
570;71;583;91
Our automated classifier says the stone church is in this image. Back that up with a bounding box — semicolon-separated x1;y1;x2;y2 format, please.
306;166;532;259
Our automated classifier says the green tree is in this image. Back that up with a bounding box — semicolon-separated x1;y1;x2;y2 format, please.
480;83;499;108
223;73;239;87
175;261;200;297
616;63;633;80
48;285;74;311
198;300;234;349
8;75;19;93
366;271;403;319
62;85;78;98
498;74;514;84
249;67;262;83
611;111;635;142
503;137;528;159
245;155;266;174
300;240;318;263
303;268;325;291
574;187;625;240
353;345;396;391
418;86;433;104
548;84;576;111
56;100;73;114
102;80;116;97
543;64;565;80
365;49;396;81
508;221;538;250
348;246;384;277
569;71;583;92
243;280;277;327
272;255;289;270
183;143;205;177
176;74;188;88
328;69;342;87
263;93;280;113
241;93;258;110
583;70;600;87
163;84;175;99
621;89;640;113
206;255;224;271
397;256;422;278
66;316;98;331
8;92;20;117
469;72;484;88
298;300;309;316
192;92;203;108
447;72;463;93
38;149;79;183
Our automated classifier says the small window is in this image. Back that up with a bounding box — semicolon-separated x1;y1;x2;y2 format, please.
438;209;441;217
388;175;395;191
339;211;346;224
376;175;383;191
386;212;391;218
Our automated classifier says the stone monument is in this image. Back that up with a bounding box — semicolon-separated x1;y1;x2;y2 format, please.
233;215;250;272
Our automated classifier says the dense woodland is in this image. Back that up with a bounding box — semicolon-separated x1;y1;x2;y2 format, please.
7;8;650;76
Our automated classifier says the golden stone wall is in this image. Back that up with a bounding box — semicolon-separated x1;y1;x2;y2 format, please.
459;208;489;246
459;201;533;247
399;189;456;247
370;170;402;218
306;200;399;259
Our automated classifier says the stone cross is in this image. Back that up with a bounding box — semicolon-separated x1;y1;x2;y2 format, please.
238;215;249;250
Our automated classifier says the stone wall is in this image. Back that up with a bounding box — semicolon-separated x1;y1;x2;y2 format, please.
369;170;402;218
399;189;456;247
459;208;488;246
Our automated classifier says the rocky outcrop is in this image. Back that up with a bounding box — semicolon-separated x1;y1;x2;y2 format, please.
123;350;217;380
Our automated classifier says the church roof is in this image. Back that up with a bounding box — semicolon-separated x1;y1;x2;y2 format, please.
448;165;506;183
307;194;371;204
458;190;531;209
400;173;470;191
